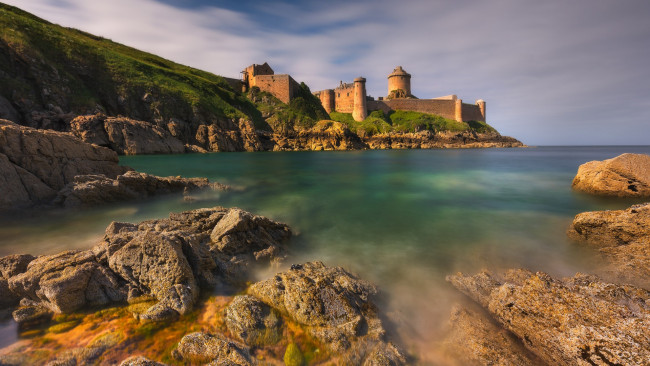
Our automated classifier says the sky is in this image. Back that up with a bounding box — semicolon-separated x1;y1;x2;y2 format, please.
5;0;650;145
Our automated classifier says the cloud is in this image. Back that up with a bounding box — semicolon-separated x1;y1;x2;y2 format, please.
4;0;650;144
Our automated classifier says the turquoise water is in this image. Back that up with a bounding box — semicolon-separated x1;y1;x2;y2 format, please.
1;146;649;361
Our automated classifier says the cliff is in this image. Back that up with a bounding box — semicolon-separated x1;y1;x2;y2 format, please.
0;3;522;152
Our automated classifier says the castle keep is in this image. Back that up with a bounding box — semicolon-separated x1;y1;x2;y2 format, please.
314;66;486;123
230;62;300;104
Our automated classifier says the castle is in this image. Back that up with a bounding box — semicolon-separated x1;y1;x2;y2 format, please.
230;63;486;123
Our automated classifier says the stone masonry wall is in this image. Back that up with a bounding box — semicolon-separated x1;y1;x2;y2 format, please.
461;103;485;122
367;99;485;122
253;75;299;104
368;99;457;120
334;85;356;113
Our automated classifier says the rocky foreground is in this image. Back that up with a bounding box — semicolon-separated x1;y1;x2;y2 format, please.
440;154;650;366
0;207;405;365
0;119;223;212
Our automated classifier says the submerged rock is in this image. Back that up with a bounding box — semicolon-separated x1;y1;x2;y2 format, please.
572;153;650;197
568;202;650;288
447;269;650;366
1;207;291;324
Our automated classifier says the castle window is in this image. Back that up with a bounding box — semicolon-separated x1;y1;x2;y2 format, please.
347;93;349;97
338;93;340;97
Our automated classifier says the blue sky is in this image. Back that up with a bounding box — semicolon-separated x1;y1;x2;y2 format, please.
6;0;650;145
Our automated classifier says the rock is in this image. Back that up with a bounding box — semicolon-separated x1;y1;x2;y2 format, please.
0;254;35;279
70;114;185;155
225;295;282;346
55;170;222;207
568;203;650;288
12;304;53;327
441;305;541;366
119;356;168;366
172;332;253;365
0;96;20;122
0;119;129;210
0;279;21;308
247;261;405;363
8;250;126;313
447;269;650;366
2;207;290;327
572;153;650;197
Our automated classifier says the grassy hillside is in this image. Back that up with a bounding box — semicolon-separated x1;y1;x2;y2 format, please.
0;3;263;128
329;110;497;135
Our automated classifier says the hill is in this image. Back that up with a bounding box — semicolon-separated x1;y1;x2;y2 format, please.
0;3;522;152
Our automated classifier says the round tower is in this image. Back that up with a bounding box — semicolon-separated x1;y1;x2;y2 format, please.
455;99;463;122
320;89;335;114
387;66;411;98
476;99;486;121
352;77;367;122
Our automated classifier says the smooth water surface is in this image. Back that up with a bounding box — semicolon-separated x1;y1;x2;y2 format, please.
1;146;649;361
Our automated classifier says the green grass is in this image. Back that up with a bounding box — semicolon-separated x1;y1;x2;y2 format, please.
329;109;496;135
0;3;259;123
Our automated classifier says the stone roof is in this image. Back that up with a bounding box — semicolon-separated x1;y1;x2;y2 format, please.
388;66;411;78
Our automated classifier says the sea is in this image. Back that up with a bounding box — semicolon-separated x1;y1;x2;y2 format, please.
1;146;649;362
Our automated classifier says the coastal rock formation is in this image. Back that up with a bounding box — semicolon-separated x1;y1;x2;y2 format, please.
365;130;524;149
55;171;223;208
568;203;650;288
2;207;291;324
441;305;542;366
270;121;366;151
225;295;282;346
447;269;650;366
572;153;650;197
119;356;168;366
70;114;185;155
0;119;129;210
238;261;406;364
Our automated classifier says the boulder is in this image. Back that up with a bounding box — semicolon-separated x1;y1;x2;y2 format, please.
119;356;168;366
0;254;35;279
572;153;650;197
172;332;253;365
447;269;650;366
246;261;405;363
225;295;282;346
568;203;650;288
0;119;129;210
70;114;185;155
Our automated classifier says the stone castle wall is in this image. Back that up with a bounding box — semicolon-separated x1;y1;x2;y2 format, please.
334;85;356;113
461;103;484;122
253;75;299;104
367;99;485;122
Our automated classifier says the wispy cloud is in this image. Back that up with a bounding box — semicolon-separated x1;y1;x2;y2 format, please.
4;0;650;144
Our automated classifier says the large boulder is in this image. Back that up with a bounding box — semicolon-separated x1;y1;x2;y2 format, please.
572;153;650;197
568;203;650;288
172;332;253;365
70;114;185;155
244;261;405;363
447;269;650;366
225;295;282;346
0;119;129;210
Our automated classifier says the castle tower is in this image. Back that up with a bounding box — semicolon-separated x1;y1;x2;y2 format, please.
476;99;486;121
320;89;335;114
387;66;412;98
455;99;463;122
352;77;367;122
